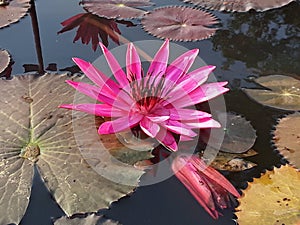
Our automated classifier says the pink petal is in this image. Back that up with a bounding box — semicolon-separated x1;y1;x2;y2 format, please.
167;65;215;102
147;40;169;76
140;117;160;138
184;117;221;129
163;120;197;137
168;82;229;108
165;49;199;83
190;157;240;198
155;126;178;151
172;155;219;219
66;80;130;111
59;103;126;117
99;42;129;87
146;115;170;123
169;108;212;121
126;43;142;81
72;57;120;94
98;114;143;134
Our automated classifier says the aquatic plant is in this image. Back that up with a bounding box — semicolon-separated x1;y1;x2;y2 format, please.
60;40;229;151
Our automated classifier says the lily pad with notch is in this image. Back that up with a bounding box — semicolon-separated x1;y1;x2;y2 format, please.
243;75;300;111
0;74;153;224
141;6;218;42
54;214;120;225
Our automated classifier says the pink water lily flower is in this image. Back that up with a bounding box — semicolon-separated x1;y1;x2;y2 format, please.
172;154;240;219
60;40;228;151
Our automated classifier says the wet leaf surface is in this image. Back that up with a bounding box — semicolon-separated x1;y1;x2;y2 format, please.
243;75;300;111
54;214;120;225
82;0;153;19
202;112;257;153
0;49;10;73
141;6;218;42
208;149;258;172
0;0;30;29
235;165;300;225
0;74;152;224
273;113;300;169
182;0;294;12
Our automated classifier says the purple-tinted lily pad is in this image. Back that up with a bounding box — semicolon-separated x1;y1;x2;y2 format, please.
0;49;10;73
141;6;218;42
0;0;30;29
243;75;300;111
82;0;153;19
273;113;300;169
182;0;294;12
202;112;257;153
0;74;153;224
54;214;120;225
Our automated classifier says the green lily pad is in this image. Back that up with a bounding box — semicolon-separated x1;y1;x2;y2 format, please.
0;74;152;224
243;75;300;111
202;112;257;153
54;214;120;225
273;113;300;169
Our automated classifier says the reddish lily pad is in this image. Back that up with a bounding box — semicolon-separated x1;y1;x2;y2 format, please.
82;0;153;19
0;0;30;29
235;165;300;225
54;214;120;225
0;49;10;74
243;75;300;111
182;0;294;12
0;74;153;224
273;113;300;169
141;6;218;42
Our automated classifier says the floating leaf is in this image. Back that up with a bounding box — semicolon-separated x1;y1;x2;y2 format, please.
202;112;257;153
182;0;294;12
273;113;300;169
0;49;10;73
235;165;300;225
54;214;120;225
0;74;152;224
82;0;153;19
141;6;218;42
208;149;258;172
243;75;300;111
0;0;30;29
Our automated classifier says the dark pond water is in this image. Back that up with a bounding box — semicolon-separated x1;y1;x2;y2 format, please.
0;0;299;224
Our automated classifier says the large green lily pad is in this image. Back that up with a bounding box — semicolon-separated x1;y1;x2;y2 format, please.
243;75;300;111
0;74;152;224
273;113;300;169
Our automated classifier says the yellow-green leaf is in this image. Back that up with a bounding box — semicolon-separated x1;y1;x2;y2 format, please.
235;165;300;225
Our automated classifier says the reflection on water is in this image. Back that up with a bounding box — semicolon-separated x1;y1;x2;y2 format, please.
212;2;300;76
